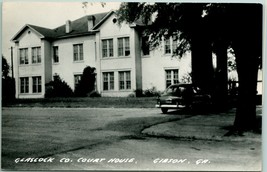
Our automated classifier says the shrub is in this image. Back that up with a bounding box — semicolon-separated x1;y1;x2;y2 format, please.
74;66;96;97
134;87;161;97
88;90;101;97
2;77;15;104
45;75;73;98
143;86;161;97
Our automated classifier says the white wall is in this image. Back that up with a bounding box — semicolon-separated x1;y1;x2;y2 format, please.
96;13;138;96
16;28;45;98
141;46;191;92
52;35;96;90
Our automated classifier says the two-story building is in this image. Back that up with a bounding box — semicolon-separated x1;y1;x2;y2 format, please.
11;11;190;98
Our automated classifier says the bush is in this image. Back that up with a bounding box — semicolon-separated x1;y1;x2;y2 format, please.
74;66;96;97
45;75;73;98
88;90;101;97
2;77;15;104
143;87;161;97
134;87;161;97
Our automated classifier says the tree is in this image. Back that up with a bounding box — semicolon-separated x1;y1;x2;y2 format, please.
74;66;96;97
45;75;73;97
2;55;15;103
2;55;10;79
116;3;262;132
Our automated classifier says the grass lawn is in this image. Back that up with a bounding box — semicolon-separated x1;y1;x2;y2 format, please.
3;97;157;108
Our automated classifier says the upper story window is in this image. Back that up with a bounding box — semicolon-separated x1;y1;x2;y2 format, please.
102;39;114;58
19;48;29;65
118;37;130;57
32;47;41;64
103;72;114;91
166;69;179;88
73;44;83;61
53;46;59;63
20;77;29;93
142;36;150;56
119;71;131;90
164;36;179;55
164;38;171;54
32;76;42;93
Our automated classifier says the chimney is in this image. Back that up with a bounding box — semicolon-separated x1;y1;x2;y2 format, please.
66;20;72;33
87;16;95;31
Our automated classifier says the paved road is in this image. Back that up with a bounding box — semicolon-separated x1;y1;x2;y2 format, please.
2;108;261;171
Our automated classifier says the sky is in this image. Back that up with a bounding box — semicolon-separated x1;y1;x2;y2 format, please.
2;1;121;64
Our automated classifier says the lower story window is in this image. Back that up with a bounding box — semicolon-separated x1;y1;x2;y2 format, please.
20;77;29;93
74;74;82;88
103;72;114;91
32;76;42;93
119;71;131;90
166;69;179;88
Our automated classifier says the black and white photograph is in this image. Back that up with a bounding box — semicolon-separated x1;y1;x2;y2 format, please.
1;1;264;171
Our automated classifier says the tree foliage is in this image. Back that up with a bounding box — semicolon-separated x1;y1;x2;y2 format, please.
45;75;73;98
2;55;10;79
74;66;97;97
2;55;15;103
116;3;262;132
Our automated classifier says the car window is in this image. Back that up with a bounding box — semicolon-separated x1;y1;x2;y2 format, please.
163;86;186;96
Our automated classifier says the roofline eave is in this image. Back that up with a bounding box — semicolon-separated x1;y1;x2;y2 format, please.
92;11;114;30
11;24;46;42
55;31;98;39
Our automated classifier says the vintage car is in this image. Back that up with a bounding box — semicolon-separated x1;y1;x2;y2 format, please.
155;84;211;113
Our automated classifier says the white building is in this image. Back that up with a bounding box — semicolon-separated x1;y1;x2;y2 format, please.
11;11;190;98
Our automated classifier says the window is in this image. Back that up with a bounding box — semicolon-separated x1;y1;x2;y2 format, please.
32;47;41;64
142;36;150;56
103;72;114;91
119;71;131;90
165;69;179;88
19;48;28;64
164;36;179;55
118;37;130;57
102;39;113;58
172;35;178;55
53;46;59;63
32;76;42;93
164;38;171;54
74;74;82;88
20;77;29;93
73;44;83;61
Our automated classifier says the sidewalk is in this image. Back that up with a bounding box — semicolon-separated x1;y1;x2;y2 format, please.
142;107;262;142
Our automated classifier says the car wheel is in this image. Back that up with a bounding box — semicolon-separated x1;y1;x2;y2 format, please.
161;108;168;114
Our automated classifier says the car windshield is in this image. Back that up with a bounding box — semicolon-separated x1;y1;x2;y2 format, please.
163;85;187;96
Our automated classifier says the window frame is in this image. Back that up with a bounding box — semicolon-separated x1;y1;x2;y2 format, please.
164;36;179;55
20;77;29;93
119;71;131;90
118;37;130;57
32;76;42;93
53;46;59;63
102;39;114;58
73;44;84;61
165;69;179;88
19;48;29;65
32;47;41;64
142;36;150;56
74;74;82;89
164;38;171;54
103;72;114;91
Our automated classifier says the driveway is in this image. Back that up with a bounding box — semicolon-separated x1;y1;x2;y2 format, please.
1;107;261;171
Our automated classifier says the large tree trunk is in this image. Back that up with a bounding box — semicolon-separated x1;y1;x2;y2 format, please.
213;40;228;110
233;44;259;131
230;4;262;132
191;23;214;93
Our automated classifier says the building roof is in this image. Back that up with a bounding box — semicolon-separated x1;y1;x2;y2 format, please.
11;11;113;42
